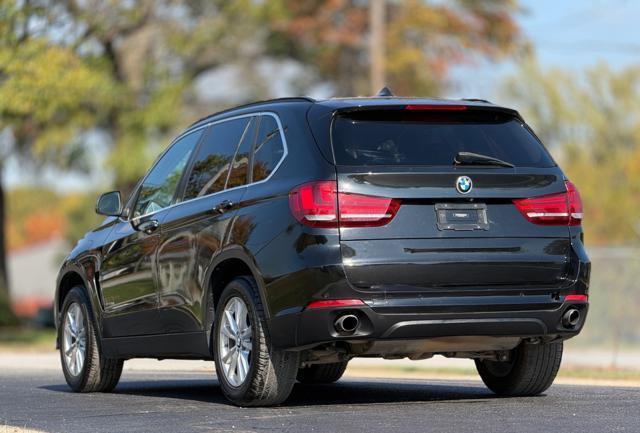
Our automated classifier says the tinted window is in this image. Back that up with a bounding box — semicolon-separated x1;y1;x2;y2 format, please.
227;117;257;189
184;118;250;200
331;111;555;168
133;131;201;218
252;115;284;182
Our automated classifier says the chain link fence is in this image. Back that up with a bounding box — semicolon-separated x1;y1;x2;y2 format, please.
571;247;640;367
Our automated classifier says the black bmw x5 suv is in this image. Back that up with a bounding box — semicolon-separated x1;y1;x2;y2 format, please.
55;96;590;406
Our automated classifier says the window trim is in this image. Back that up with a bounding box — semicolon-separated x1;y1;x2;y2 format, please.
129;111;288;222
127;127;205;221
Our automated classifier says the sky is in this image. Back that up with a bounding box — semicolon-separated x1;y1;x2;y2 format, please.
450;0;640;101
7;0;640;191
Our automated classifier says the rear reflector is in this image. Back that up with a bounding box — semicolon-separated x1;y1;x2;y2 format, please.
289;181;400;228
513;180;583;226
564;294;588;302
405;104;467;111
306;299;365;309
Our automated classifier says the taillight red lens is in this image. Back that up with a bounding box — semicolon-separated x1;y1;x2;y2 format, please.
565;180;583;226
513;180;583;226
288;181;338;228
289;181;400;228
339;191;400;227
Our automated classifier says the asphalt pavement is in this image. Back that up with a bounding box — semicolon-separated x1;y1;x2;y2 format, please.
1;367;638;433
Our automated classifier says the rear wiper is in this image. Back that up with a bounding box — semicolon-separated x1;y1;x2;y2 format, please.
454;152;514;168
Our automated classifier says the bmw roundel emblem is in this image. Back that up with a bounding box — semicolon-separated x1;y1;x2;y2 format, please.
456;176;473;194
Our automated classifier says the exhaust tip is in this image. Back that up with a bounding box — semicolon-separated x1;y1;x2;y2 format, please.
562;308;581;328
334;314;359;334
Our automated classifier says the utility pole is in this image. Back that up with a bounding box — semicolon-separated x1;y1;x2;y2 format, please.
369;0;386;94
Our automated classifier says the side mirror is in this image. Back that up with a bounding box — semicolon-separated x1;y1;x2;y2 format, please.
96;191;122;216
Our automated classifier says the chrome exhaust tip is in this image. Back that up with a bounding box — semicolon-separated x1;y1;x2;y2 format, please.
562;308;581;328
334;314;359;334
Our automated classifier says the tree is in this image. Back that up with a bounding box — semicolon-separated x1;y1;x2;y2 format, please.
52;0;271;192
265;0;524;96
502;56;640;245
1;0;270;321
0;0;117;323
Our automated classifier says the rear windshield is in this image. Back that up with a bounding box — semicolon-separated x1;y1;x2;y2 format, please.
331;110;555;167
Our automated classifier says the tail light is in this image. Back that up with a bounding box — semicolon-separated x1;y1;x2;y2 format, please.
513;180;583;226
289;181;400;228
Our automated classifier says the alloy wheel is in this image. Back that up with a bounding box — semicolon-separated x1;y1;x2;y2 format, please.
218;297;253;387
62;303;87;377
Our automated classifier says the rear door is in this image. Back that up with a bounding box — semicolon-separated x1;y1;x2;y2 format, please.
331;107;573;293
155;116;257;333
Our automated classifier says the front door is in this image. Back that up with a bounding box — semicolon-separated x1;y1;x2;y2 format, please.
100;129;203;337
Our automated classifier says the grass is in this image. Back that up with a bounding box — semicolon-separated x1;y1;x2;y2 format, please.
0;328;56;351
347;364;640;383
557;366;640;381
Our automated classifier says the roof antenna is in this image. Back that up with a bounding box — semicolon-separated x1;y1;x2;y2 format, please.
376;86;394;97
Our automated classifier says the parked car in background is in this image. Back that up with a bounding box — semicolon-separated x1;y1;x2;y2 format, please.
55;94;590;406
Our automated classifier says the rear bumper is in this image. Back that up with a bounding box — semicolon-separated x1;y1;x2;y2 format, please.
270;295;589;350
266;233;590;351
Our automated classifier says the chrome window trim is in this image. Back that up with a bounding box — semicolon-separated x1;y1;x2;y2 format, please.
130;111;288;222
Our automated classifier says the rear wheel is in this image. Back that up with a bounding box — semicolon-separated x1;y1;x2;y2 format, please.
475;341;563;396
213;277;299;406
297;361;349;384
59;287;123;392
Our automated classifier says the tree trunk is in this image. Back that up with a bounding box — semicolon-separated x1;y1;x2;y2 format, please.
0;165;18;326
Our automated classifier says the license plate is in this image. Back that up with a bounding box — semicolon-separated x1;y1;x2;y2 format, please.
435;203;489;231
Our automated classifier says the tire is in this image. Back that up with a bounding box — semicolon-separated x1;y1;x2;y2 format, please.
213;276;300;406
297;361;349;384
475;341;563;396
59;286;124;393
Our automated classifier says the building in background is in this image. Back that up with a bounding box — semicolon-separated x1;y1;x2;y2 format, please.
8;237;65;322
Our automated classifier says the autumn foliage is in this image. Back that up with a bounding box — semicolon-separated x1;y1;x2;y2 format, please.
267;0;523;96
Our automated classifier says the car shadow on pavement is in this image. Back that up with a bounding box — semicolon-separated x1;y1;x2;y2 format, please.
41;377;500;407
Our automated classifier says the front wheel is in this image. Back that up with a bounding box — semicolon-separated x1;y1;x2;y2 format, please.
213;277;299;406
475;341;563;396
59;287;123;392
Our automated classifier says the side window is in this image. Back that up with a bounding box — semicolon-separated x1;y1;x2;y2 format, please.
184;118;250;200
226;117;257;189
252;115;284;182
133;131;201;218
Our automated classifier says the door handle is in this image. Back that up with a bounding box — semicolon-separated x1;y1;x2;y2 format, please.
213;200;234;214
137;219;160;234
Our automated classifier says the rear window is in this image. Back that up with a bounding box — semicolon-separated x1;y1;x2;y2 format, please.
331;110;555;167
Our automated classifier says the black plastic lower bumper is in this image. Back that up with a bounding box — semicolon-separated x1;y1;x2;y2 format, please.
269;295;589;350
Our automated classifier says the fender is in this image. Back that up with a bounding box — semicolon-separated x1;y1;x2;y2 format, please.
55;257;105;340
200;245;271;344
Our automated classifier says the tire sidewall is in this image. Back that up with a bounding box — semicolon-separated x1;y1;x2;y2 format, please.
59;287;94;391
213;278;262;401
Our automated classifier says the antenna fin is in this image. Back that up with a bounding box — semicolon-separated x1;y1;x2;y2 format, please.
376;86;394;97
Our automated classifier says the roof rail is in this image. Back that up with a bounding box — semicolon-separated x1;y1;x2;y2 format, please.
189;96;316;127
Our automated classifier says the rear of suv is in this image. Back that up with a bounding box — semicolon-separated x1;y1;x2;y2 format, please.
55;96;589;407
